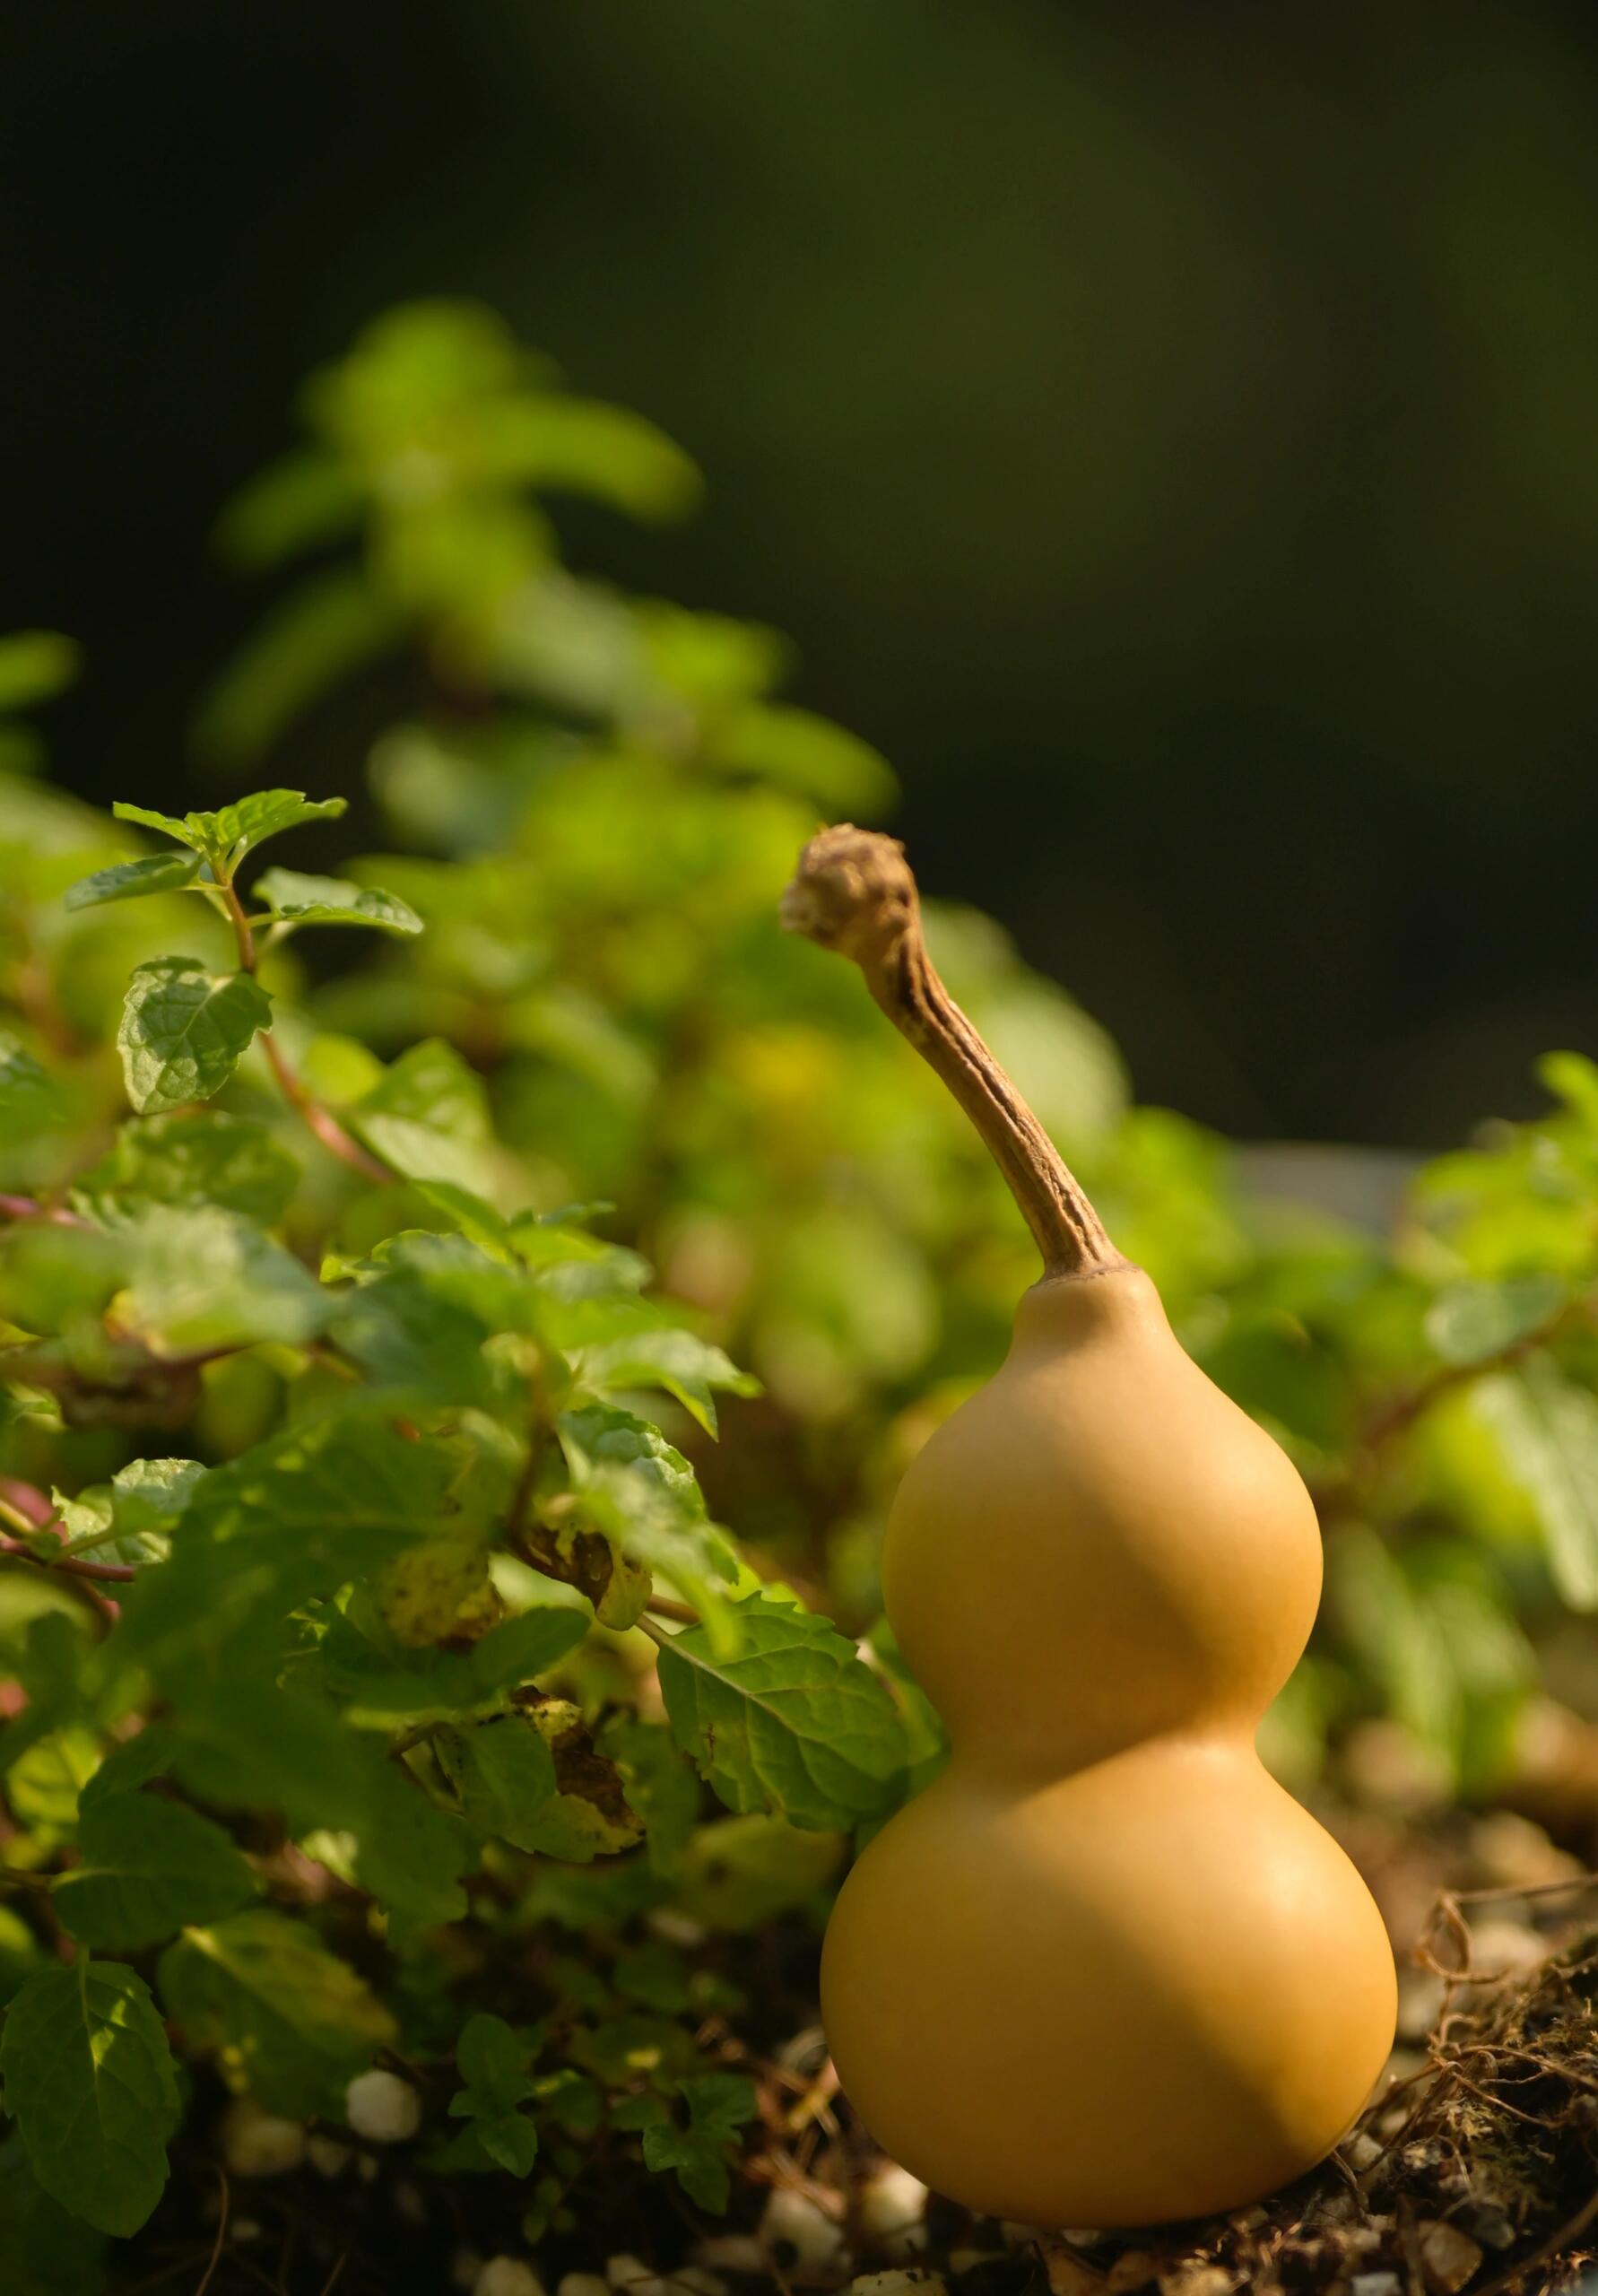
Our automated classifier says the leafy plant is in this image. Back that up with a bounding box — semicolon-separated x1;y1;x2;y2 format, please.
0;301;1595;2275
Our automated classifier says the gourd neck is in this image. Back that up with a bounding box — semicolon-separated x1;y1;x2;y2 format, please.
781;826;1131;1283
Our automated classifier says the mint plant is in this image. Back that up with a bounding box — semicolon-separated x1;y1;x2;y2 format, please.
1;302;1597;2287
0;778;917;2267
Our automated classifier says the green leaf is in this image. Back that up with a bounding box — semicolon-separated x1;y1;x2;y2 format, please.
109;802;198;847
710;701;897;813
410;1178;512;1256
253;867;422;936
0;2134;109;2295
77;1726;177;1814
157;1909;396;2118
1326;1526;1534;1791
5;1729;100;1833
114;1204;329;1353
327;1597;591;1727
55;1793;257;1949
349;1759;471;1928
55;1457;203;1570
352;1039;498;1188
75;1111;299;1223
194;573;402;767
439;1715;557;1852
116;789;348;865
456;2014;539;2112
0;1034;61;1139
1539;1049;1598;1131
570;2013;697;2092
64;850;204;910
1475;1358;1598;1609
560;1405;738;1642
328;1265;500;1406
123;1418;462;1668
0;1616;87;1781
508;1214;650;1300
214;448;366;571
0;1222;122;1335
599;1717;699;1877
864;1620;948;1803
677;1813;844;1933
447;2013;541;2176
0;1961;180;2235
569;1317;760;1436
117;958;273;1114
1425;1275;1568;1367
438;1705;642;1864
0;1912;44;2013
655;1590;908;1831
636;2072;757;2213
0;631;78;715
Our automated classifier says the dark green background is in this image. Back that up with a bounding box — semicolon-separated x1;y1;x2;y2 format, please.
7;2;1598;1147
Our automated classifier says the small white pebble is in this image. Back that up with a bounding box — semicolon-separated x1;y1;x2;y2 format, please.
605;2257;664;2296
646;1907;708;1949
1469;1809;1583;1891
848;2275;945;2296
475;2263;547;2296
1395;1969;1445;2043
690;2237;767;2275
1350;2276;1401;2296
1344;2130;1385;2172
1158;2269;1230;2296
306;2135;352;2179
219;2100;305;2179
760;2187;847;2269
1468;1919;1545;1978
346;2067;422;2144
558;2278;610;2296
857;2163;929;2260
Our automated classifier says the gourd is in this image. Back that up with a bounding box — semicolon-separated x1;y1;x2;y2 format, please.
782;827;1395;2231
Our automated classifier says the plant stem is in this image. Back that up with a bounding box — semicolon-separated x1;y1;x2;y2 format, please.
781;826;1127;1281
0;1533;136;1584
1311;1284;1597;1518
218;874;392;1186
0;1193;87;1227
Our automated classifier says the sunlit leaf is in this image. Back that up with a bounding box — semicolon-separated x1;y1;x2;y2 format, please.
117;958;273;1113
253;866;422;936
158;1909;395;2118
655;1589;907;1830
0;631;81;714
64;850;204;910
0;1961;179;2235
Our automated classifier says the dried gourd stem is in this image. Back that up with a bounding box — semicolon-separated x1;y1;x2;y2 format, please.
781;826;1128;1281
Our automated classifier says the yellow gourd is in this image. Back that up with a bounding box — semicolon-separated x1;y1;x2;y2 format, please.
782;827;1395;2231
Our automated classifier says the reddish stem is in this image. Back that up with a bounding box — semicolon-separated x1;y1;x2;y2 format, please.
0;1193;87;1227
219;875;392;1187
0;1535;136;1584
259;1031;392;1185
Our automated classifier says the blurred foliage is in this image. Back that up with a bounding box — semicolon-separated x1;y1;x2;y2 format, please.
1;304;1597;2267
